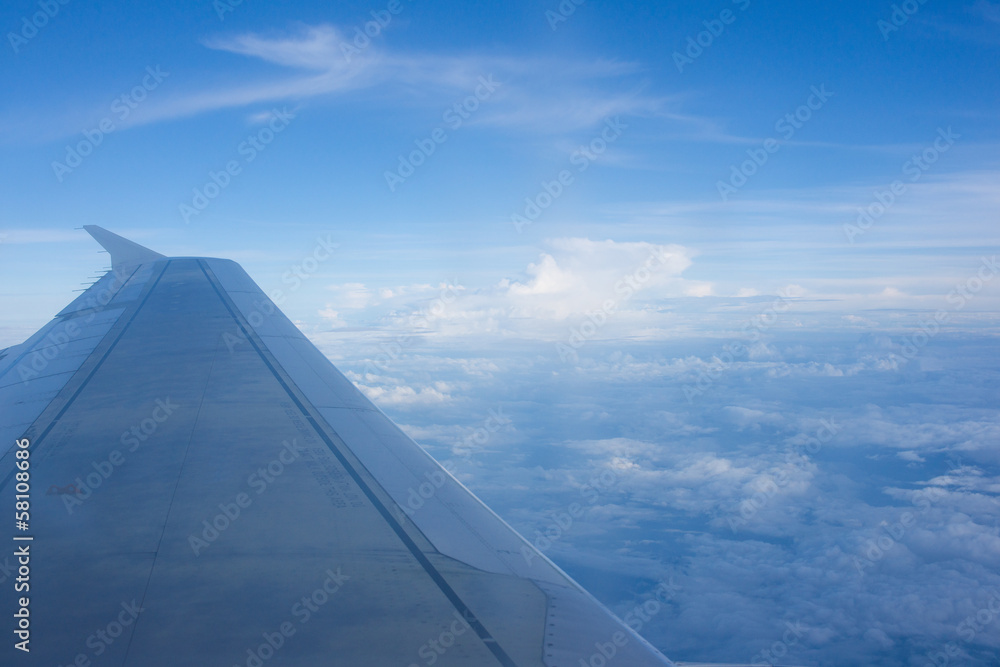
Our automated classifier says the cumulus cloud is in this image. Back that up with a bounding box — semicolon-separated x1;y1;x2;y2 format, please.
355;381;451;406
325;282;374;309
309;272;1000;666
317;305;345;327
320;238;703;342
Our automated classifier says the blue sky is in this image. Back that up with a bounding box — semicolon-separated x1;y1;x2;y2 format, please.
2;0;999;664
1;0;998;326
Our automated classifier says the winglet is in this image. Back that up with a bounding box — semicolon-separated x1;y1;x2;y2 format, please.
83;226;166;272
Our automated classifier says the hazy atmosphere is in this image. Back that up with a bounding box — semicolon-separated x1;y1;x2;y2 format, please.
1;1;998;664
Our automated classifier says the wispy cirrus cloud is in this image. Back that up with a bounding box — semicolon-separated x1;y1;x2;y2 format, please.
204;24;356;71
972;0;1000;23
26;23;675;138
920;0;1000;44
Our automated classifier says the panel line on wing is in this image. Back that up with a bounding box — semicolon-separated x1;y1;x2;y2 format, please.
0;261;169;494
197;260;519;667
0;264;142;386
120;310;226;666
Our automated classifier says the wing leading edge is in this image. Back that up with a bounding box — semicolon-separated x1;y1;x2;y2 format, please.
0;227;676;666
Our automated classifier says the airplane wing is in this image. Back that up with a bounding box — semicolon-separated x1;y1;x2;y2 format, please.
0;227;676;666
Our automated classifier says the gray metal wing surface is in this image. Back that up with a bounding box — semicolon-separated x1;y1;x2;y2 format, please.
0;227;676;666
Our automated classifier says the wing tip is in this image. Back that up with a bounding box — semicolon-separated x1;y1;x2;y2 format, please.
83;225;166;271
